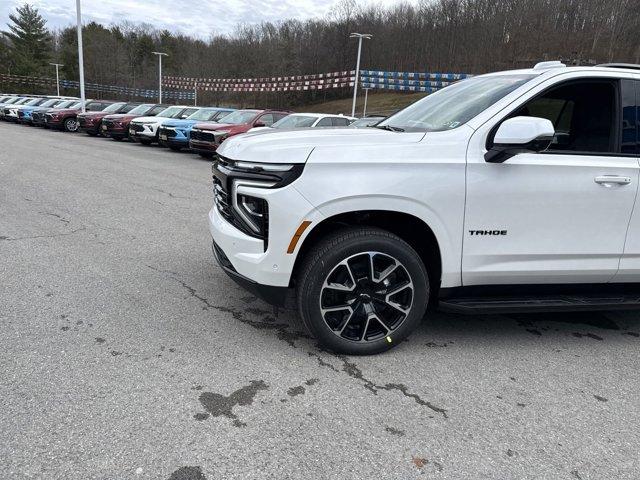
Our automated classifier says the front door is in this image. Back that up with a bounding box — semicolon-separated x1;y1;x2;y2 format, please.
463;78;639;285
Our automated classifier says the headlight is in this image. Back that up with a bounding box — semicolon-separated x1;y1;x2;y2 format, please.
213;130;230;142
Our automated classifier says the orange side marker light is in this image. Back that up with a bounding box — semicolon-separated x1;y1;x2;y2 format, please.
287;221;312;254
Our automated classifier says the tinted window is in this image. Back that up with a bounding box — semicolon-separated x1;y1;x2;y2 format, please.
316;117;333;127
180;108;199;118
149;105;167;115
86;102;107;111
258;114;275;126
120;103;140;113
213;110;232;121
513;80;616;154
102;102;126;113
331;117;350;126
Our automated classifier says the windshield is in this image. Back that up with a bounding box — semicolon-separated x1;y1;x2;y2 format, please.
350;117;384;128
272;115;317;129
67;101;81;109
15;98;32;105
24;98;44;106
127;104;153;115
378;74;536;132
187;109;219;121
5;97;21;104
156;106;184;118
220;110;259;125
40;99;60;108
54;100;73;109
102;102;125;113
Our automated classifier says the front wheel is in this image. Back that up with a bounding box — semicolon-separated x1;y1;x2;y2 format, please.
63;117;78;132
296;227;429;355
139;137;152;145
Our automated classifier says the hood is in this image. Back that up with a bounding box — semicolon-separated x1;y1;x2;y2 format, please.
217;127;425;164
162;118;200;128
130;115;169;124
103;113;138;121
78;111;108;118
194;122;241;132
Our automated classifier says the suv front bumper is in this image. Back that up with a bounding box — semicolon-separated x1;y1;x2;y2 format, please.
207;183;321;291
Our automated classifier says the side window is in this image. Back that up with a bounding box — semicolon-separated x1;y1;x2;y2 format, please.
331;117;350;126
181;108;198;118
512;80;617;154
258;114;275;126
86;102;104;111
150;106;166;115
316;117;333;127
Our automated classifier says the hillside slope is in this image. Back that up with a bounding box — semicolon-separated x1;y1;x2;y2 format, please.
293;91;427;117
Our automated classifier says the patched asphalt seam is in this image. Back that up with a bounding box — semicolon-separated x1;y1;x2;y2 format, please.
0;226;86;241
147;265;448;418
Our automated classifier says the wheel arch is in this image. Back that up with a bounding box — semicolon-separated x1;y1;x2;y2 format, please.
290;210;443;294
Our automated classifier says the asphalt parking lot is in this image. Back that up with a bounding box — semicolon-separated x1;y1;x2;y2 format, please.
1;121;639;480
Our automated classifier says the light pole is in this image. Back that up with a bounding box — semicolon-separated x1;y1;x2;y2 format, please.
152;51;168;103
75;0;86;112
350;33;372;117
49;63;64;96
362;87;371;117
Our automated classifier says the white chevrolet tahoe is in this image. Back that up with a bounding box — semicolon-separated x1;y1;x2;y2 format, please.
208;62;640;354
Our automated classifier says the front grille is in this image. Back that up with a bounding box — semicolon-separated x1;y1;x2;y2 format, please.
78;117;86;126
102;119;113;128
130;123;144;133
213;176;234;224
3;108;10;115
159;127;177;138
191;129;215;142
18;110;25;118
32;112;44;122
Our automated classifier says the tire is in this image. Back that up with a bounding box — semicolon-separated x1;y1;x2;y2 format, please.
63;117;78;132
169;145;182;152
296;227;429;355
198;152;213;159
112;136;122;141
139;138;152;145
86;131;97;136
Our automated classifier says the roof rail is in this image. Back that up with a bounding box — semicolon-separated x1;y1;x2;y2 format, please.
596;63;640;71
533;61;566;71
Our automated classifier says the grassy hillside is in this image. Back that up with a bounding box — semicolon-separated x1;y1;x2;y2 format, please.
293;91;427;117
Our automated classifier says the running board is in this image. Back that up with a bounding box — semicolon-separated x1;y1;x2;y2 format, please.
438;294;640;314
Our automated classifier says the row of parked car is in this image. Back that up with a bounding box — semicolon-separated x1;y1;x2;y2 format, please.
0;93;385;157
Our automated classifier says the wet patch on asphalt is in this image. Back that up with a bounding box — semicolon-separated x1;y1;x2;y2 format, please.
195;380;269;427
168;466;206;480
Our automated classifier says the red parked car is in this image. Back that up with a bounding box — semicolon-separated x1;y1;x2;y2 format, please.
189;109;289;157
77;102;141;136
101;103;168;140
45;100;117;132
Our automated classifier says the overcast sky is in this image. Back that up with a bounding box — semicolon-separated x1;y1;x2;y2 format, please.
2;0;419;38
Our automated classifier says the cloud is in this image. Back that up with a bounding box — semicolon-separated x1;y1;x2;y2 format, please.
1;0;419;38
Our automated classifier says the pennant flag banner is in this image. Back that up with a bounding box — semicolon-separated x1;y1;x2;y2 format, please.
164;69;471;93
163;70;356;92
1;69;472;97
0;73;193;100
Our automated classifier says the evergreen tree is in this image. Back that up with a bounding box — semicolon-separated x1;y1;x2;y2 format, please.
4;3;51;75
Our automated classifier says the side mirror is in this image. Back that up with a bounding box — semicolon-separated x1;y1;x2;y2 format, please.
253;121;266;128
485;116;555;163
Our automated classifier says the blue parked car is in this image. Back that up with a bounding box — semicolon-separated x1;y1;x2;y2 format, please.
18;98;68;125
157;107;234;151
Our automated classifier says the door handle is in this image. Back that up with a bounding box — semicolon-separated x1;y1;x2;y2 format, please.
594;175;632;187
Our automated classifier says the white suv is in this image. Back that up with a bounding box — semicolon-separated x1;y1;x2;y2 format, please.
208;62;640;354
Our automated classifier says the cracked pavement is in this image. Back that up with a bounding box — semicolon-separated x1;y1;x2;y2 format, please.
1;122;640;480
